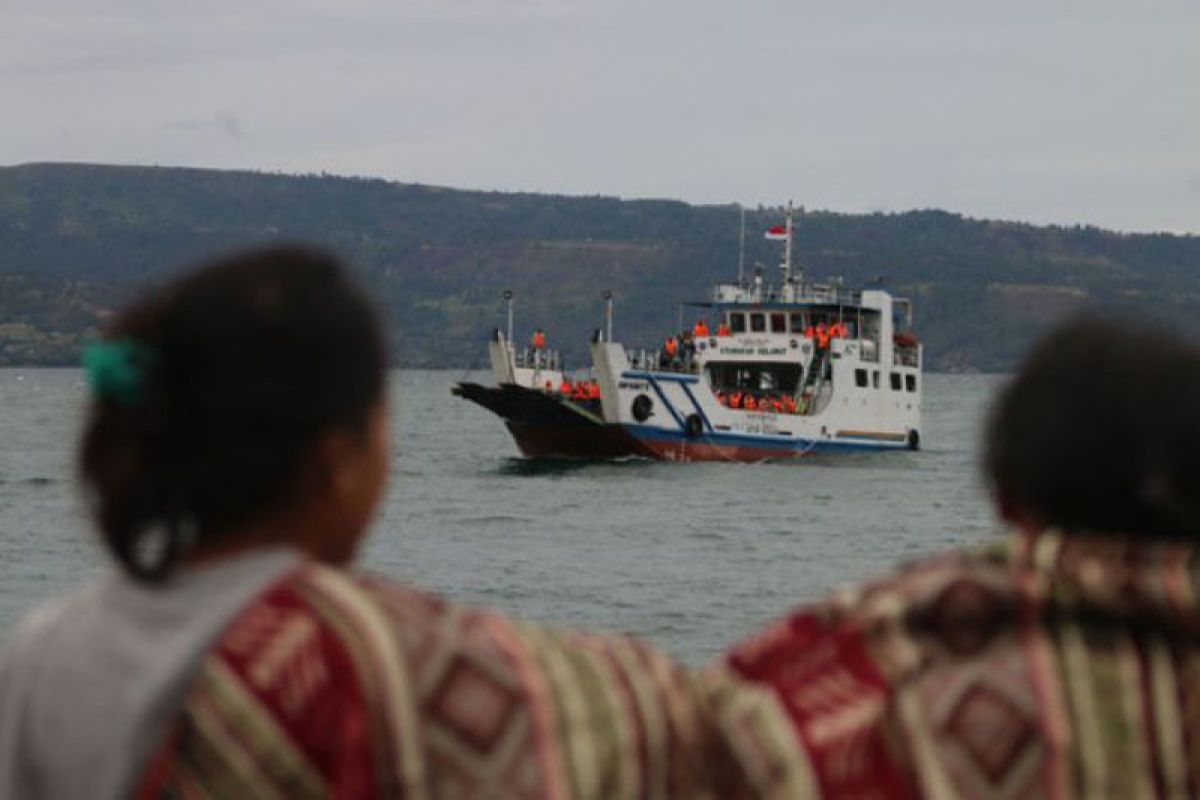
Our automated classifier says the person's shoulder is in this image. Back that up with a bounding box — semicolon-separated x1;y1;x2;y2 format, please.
712;537;1024;798
726;535;1019;683
1;580;111;668
317;566;669;667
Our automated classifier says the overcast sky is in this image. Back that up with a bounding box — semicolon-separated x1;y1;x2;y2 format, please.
4;0;1199;233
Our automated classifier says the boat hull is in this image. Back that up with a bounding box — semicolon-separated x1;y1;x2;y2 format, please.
455;382;907;461
504;421;644;459
454;382;642;459
620;425;906;462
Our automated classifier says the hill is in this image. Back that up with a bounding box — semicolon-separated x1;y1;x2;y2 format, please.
2;162;1199;370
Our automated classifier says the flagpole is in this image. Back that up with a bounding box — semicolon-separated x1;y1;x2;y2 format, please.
783;201;793;284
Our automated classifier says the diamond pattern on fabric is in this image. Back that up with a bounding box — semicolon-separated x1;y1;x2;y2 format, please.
944;683;1036;785
425;653;520;755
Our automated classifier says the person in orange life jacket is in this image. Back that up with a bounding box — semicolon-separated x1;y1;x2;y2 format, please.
571;382;588;401
770;396;784;412
587;381;601;400
717;322;731;336
693;319;709;337
782;394;797;414
558;378;571;395
531;328;546;350
815;321;830;349
662;336;678;367
728;391;742;409
803;325;815;340
743;394;757;411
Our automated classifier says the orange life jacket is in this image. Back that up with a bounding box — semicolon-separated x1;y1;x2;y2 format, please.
559;380;572;395
743;395;757;411
783;395;797;414
532;331;546;349
588;382;601;399
664;338;678;357
803;327;815;339
729;392;742;409
717;323;731;336
693;321;709;337
771;397;783;412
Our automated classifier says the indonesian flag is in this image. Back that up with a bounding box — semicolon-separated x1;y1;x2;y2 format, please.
764;225;788;241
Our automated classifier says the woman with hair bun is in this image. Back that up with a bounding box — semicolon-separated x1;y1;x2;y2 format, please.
0;247;751;800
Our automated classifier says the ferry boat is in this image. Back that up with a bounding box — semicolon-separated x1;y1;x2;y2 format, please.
453;207;922;461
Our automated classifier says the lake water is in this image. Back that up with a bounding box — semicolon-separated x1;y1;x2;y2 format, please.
0;369;1004;663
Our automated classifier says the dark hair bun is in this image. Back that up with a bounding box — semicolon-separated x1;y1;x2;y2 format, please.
80;246;386;581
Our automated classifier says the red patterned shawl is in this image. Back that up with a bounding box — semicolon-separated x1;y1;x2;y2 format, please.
136;529;1200;799
135;564;749;799
717;529;1200;799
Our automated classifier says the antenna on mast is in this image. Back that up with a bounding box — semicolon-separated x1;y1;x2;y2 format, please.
737;205;746;284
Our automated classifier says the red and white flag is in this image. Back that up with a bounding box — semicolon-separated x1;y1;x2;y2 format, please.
764;224;788;241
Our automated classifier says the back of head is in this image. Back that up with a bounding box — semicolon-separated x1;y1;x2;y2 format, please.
80;246;386;581
984;313;1200;539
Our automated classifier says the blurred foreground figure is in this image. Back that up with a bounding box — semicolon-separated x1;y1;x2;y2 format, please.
0;248;751;799
720;315;1200;797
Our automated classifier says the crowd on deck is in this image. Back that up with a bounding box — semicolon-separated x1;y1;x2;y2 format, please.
714;389;807;414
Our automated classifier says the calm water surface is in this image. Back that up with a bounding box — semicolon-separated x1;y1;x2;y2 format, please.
0;369;1004;662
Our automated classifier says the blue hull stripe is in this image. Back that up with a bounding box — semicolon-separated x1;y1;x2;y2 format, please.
624;423;904;453
622;370;700;385
677;380;715;432
643;375;685;430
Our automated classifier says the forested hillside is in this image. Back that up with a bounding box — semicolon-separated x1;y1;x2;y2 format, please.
2;162;1198;370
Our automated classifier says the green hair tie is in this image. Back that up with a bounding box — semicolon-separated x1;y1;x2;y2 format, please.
83;339;152;406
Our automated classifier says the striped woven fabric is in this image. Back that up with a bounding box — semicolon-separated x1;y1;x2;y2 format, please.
718;528;1200;798
137;529;1200;798
135;564;753;799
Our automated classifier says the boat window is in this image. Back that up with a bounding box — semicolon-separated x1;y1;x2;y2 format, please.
750;313;766;332
705;362;803;394
729;313;746;333
855;368;868;388
872;370;880;388
906;374;917;392
890;372;902;391
770;313;787;333
790;312;806;332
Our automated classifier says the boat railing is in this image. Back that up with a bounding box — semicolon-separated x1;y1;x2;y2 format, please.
513;346;562;372
623;345;700;375
712;281;864;307
626;348;656;370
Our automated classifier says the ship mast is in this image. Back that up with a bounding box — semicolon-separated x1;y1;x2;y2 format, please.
782;201;793;284
737;205;746;284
